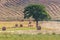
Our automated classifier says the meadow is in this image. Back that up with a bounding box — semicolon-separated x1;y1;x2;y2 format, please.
0;33;60;40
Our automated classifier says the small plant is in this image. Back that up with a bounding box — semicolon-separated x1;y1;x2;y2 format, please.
2;26;6;31
52;32;56;35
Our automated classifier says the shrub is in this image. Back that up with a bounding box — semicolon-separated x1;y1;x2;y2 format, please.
52;32;56;35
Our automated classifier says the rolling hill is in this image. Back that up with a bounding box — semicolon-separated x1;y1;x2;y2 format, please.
0;0;60;21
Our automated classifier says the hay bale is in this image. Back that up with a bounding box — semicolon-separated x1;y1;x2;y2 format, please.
2;26;6;31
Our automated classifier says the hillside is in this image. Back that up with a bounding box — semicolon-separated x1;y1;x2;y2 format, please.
0;0;60;21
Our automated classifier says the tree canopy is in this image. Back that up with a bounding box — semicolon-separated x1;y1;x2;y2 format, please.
23;4;51;21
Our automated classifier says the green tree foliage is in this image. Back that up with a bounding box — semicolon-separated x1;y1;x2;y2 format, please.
23;4;51;30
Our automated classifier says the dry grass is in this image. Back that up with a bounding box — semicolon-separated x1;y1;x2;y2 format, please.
0;21;60;31
0;21;36;28
0;21;36;30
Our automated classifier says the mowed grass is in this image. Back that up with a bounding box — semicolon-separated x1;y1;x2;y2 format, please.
0;33;60;40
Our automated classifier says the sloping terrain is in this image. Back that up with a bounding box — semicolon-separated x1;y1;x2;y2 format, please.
0;0;60;21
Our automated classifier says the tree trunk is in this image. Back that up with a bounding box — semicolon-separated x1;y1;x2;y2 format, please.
36;20;39;30
36;20;41;30
36;20;38;29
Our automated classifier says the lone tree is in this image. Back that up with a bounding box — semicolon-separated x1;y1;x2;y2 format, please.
23;4;51;30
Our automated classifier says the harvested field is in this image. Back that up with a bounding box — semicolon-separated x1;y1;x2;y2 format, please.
0;21;60;31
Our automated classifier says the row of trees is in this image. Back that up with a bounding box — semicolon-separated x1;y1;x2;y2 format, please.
23;4;51;30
